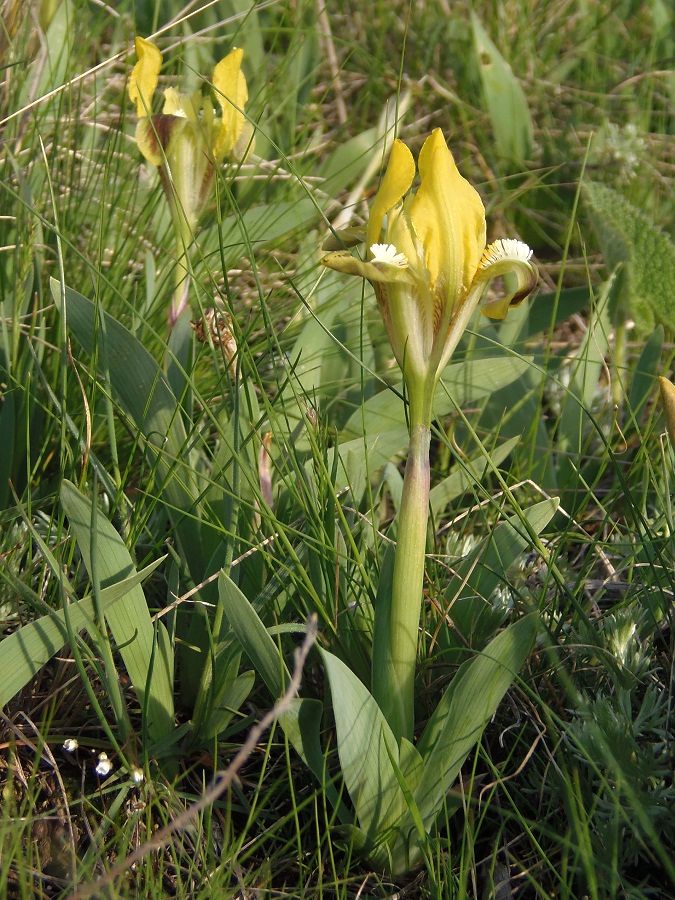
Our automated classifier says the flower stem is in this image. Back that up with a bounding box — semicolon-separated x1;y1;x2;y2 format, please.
373;386;433;741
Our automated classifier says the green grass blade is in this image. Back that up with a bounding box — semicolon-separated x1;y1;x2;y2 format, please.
627;325;664;423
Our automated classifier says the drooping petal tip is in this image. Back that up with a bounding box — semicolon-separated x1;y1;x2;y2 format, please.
128;36;162;118
366;139;416;249
212;47;248;160
476;238;538;320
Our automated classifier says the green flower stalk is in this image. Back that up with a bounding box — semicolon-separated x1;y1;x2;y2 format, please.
128;37;252;324
323;129;538;739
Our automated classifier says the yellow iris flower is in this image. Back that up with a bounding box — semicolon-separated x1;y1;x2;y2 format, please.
659;376;675;448
128;36;252;233
323;129;537;398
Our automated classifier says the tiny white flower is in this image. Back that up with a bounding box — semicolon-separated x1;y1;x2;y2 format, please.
63;738;79;752
130;767;144;784
95;752;113;777
370;243;408;267
478;238;533;269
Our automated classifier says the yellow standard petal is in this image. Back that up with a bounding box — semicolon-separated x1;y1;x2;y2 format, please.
128;37;162;118
659;376;675;448
366;139;416;250
410;128;486;306
162;87;191;118
212;48;248;160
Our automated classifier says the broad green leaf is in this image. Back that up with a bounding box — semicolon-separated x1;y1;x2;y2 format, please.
50;280;201;506
222;0;265;72
60;480;173;744
278;272;374;451
330;427;409;498
202;670;255;740
201;198;325;270
398;738;424;796
165;310;194;416
471;14;533;164
558;287;611;427
196;644;246;740
50;279;198;507
517;286;590;340
0;385;15;511
320;648;404;840
20;0;74;103
627;325;664;425
382;462;404;514
277;697;351;824
319;127;378;196
414;614;538;833
371;545;396;749
342;356;532;440
366;737;427;875
218;571;291;698
0;558;165;709
583;181;675;330
287;275;366;400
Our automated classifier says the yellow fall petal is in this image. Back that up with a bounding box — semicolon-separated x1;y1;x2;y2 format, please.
212;48;248;160
135;114;192;168
366;139;416;250
135;117;163;166
128;37;162;118
322;250;414;284
473;238;537;320
410;128;486;304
